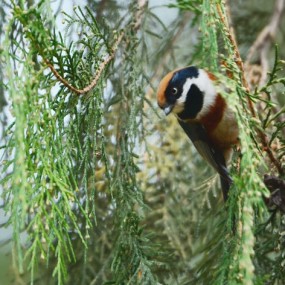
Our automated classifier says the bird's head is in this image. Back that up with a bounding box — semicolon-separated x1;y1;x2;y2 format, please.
157;66;217;121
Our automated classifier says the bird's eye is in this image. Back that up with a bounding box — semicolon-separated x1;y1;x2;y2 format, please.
172;87;178;95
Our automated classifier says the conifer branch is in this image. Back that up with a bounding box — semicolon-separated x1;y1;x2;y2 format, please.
216;4;251;96
216;3;284;175
45;31;124;95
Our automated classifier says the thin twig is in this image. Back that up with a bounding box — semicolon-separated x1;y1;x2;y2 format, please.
45;31;124;95
134;0;148;31
46;0;149;95
216;3;284;175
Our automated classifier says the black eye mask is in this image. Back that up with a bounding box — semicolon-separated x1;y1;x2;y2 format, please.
165;66;200;106
177;83;204;120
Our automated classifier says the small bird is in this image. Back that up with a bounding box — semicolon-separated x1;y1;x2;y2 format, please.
157;66;239;201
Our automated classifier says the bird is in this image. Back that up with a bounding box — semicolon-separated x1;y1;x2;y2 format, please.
157;66;239;201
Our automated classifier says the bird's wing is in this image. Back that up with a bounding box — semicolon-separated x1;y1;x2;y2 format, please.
178;119;232;200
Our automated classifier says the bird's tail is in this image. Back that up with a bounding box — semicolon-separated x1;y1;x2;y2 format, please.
220;174;233;201
221;174;237;234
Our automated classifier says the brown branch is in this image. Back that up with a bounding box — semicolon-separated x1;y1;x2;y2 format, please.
245;0;285;86
45;31;124;95
216;4;256;116
216;3;284;175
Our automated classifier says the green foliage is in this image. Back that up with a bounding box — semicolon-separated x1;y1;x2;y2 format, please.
0;0;285;285
1;1;155;284
2;3;105;283
168;0;202;12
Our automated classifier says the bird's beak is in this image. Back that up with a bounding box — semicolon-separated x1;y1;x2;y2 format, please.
163;104;174;116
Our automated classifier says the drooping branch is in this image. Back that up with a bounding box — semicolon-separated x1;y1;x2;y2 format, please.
216;3;284;175
216;5;251;93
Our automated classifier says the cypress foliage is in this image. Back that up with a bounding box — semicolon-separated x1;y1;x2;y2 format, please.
0;1;284;284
